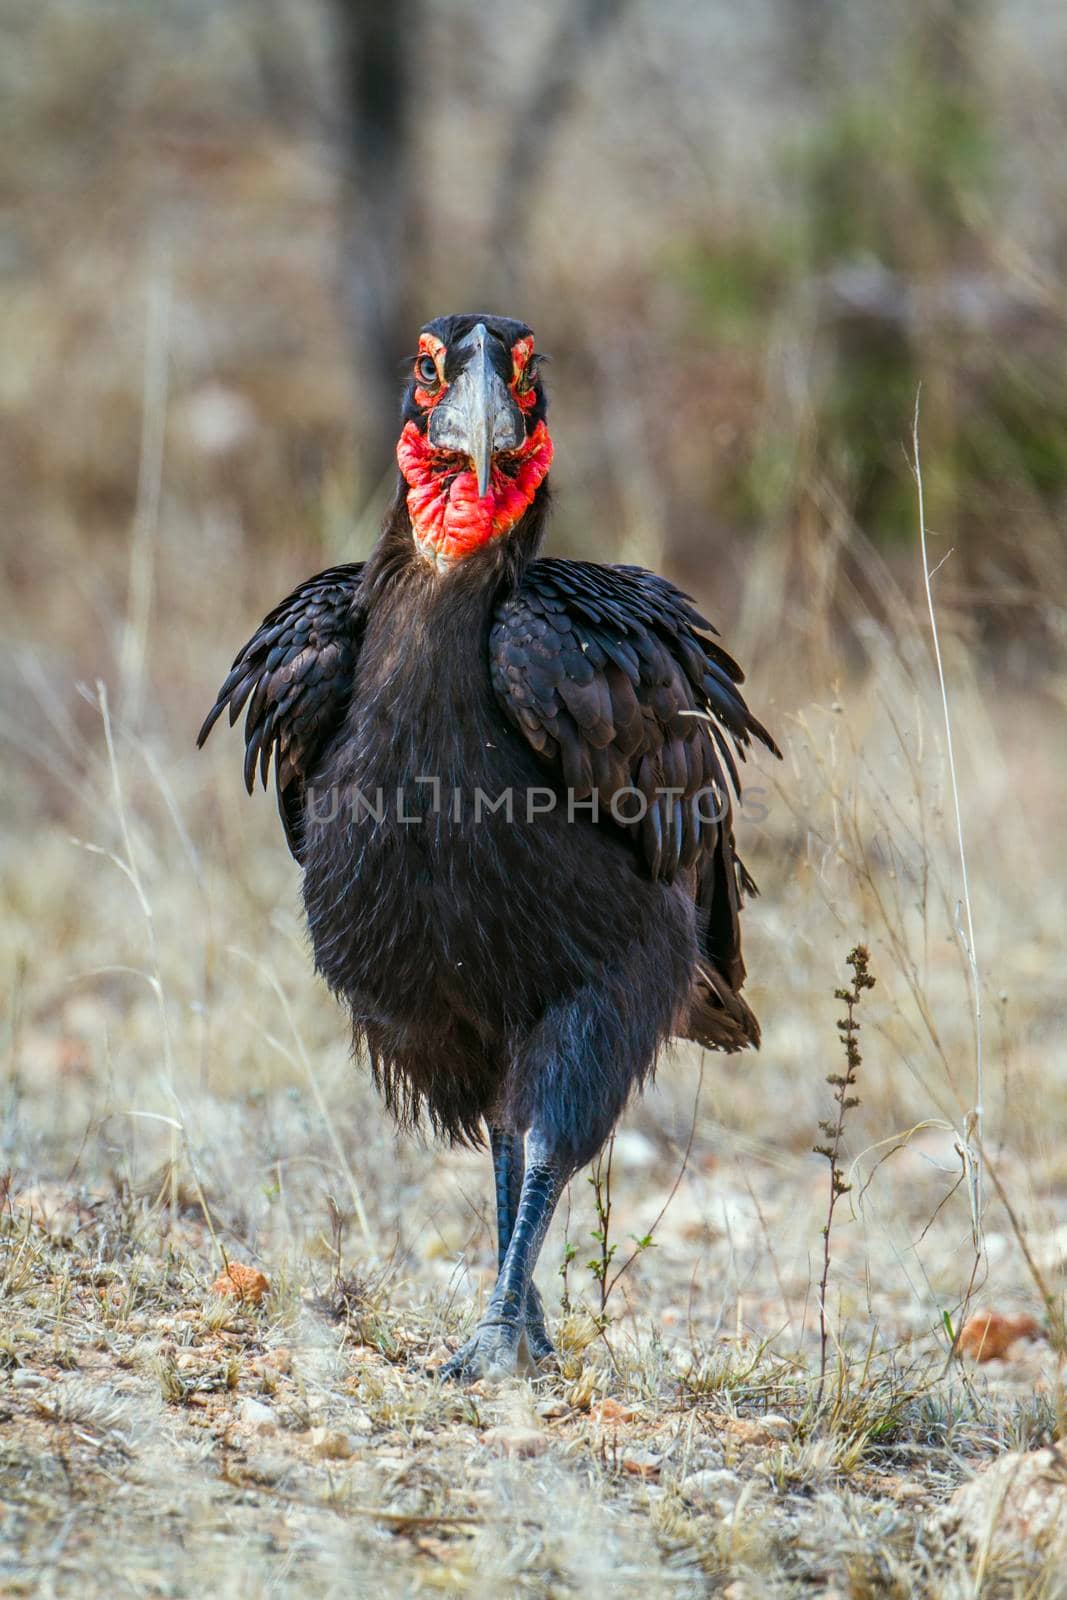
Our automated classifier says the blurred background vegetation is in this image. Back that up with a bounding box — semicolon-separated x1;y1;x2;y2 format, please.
3;0;1065;737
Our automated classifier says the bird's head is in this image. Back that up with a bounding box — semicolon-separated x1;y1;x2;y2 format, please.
396;312;553;570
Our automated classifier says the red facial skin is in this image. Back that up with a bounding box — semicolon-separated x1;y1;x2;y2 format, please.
398;335;553;567
412;331;448;411
398;418;553;566
510;335;539;413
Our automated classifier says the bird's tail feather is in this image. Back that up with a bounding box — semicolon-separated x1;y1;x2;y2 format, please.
681;962;761;1053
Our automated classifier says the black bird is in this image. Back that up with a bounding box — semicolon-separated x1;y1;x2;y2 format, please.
199;313;779;1379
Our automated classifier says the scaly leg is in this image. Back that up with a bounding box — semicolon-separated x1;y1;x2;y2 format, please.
441;1132;567;1381
489;1127;554;1365
440;970;656;1383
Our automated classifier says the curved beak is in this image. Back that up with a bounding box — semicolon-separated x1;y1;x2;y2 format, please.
426;323;524;497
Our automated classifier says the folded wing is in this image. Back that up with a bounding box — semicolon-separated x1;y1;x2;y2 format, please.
197;563;366;861
489;558;780;1044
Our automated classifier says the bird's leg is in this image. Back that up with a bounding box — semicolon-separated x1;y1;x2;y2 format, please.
489;1127;554;1366
441;1131;568;1381
490;1126;522;1262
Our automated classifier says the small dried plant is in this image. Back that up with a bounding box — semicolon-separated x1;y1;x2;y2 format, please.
314;1194;375;1331
587;1136;618;1318
814;944;875;1408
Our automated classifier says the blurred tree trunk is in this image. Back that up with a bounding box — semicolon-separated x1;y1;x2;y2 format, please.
905;0;990;546
331;0;419;490
782;0;835;91
488;0;634;301
802;0;990;550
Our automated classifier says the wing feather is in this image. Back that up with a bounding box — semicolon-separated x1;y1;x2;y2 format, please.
490;558;778;878
489;557;780;1030
198;563;365;861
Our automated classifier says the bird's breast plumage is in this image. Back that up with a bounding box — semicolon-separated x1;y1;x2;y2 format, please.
297;565;686;1038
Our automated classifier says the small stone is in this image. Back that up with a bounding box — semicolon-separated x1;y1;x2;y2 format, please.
481;1425;548;1459
536;1397;570;1419
238;1397;276;1434
957;1310;1043;1362
680;1468;742;1510
243;1450;289;1485
310;1426;356;1460
726;1414;792;1445
11;1371;47;1391
621;1448;662;1478
759;1413;793;1440
591;1397;637;1424
211;1262;270;1304
935;1447;1067;1559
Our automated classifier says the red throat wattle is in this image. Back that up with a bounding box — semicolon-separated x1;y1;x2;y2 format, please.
397;419;553;567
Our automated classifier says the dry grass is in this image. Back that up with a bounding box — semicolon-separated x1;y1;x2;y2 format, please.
3;3;1067;1595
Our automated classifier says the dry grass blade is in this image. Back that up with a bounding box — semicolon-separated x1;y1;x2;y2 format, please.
911;387;984;1246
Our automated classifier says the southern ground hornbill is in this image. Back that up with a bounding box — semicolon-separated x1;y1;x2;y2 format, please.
199;312;779;1379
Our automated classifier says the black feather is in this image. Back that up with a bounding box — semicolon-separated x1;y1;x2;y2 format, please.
200;437;777;1168
198;563;365;860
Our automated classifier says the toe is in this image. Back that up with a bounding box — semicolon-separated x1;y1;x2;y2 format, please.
439;1340;479;1383
439;1319;523;1382
524;1285;556;1366
524;1325;556;1366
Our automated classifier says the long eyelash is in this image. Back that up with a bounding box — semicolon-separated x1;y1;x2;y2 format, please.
521;353;548;386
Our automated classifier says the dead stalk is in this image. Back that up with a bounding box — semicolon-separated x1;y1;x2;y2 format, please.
814;944;875;1411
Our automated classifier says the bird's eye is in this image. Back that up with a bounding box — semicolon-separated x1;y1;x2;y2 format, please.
515;356;541;394
415;354;439;388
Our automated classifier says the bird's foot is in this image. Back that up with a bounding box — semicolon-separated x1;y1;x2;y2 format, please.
440;1305;556;1383
440;1316;523;1382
